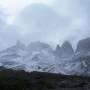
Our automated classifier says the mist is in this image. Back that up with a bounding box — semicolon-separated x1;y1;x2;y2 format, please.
0;0;89;50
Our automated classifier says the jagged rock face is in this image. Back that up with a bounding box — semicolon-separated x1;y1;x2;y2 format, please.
56;52;90;76
1;39;90;76
0;41;57;73
74;38;90;75
61;41;74;57
26;42;55;63
58;38;90;76
71;52;90;76
55;45;61;57
56;41;74;58
25;42;57;72
0;41;26;68
76;38;90;53
0;40;26;56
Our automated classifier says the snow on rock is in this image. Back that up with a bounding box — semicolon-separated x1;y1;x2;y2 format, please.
0;41;26;69
24;42;57;72
0;39;90;76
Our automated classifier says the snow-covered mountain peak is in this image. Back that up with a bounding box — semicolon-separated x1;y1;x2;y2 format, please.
0;38;90;76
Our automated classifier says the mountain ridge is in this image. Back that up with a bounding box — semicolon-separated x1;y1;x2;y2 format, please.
0;37;90;76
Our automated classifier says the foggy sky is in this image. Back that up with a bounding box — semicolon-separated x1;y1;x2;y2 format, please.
0;0;89;50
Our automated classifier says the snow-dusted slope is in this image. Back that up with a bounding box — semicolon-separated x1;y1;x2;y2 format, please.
24;42;57;72
0;41;57;73
57;38;90;76
0;41;26;69
0;39;90;76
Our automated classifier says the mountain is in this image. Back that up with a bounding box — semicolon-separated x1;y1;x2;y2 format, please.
70;52;90;76
0;38;90;76
54;40;90;76
0;40;26;56
76;38;90;53
0;41;26;69
72;37;90;75
60;41;74;57
71;37;90;75
55;41;74;58
24;42;57;72
55;44;61;57
59;38;90;76
54;41;75;74
0;41;57;73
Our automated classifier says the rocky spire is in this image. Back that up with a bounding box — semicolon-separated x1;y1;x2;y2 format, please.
55;44;61;57
76;38;90;53
60;41;74;57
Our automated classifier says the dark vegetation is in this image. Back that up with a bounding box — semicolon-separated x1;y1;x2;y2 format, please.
0;68;90;90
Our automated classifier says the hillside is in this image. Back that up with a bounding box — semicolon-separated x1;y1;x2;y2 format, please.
0;68;90;90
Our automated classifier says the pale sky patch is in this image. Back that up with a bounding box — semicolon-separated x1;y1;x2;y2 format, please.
0;0;52;24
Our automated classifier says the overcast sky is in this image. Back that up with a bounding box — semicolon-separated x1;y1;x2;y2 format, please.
0;0;89;50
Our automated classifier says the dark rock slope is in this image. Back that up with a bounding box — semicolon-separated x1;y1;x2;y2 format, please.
0;68;90;90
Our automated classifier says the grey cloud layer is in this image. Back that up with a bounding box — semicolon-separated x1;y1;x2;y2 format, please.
16;0;89;48
16;4;71;46
0;0;89;49
0;10;20;50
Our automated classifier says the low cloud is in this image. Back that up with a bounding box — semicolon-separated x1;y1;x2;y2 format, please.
16;4;70;46
0;0;89;49
16;0;89;48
